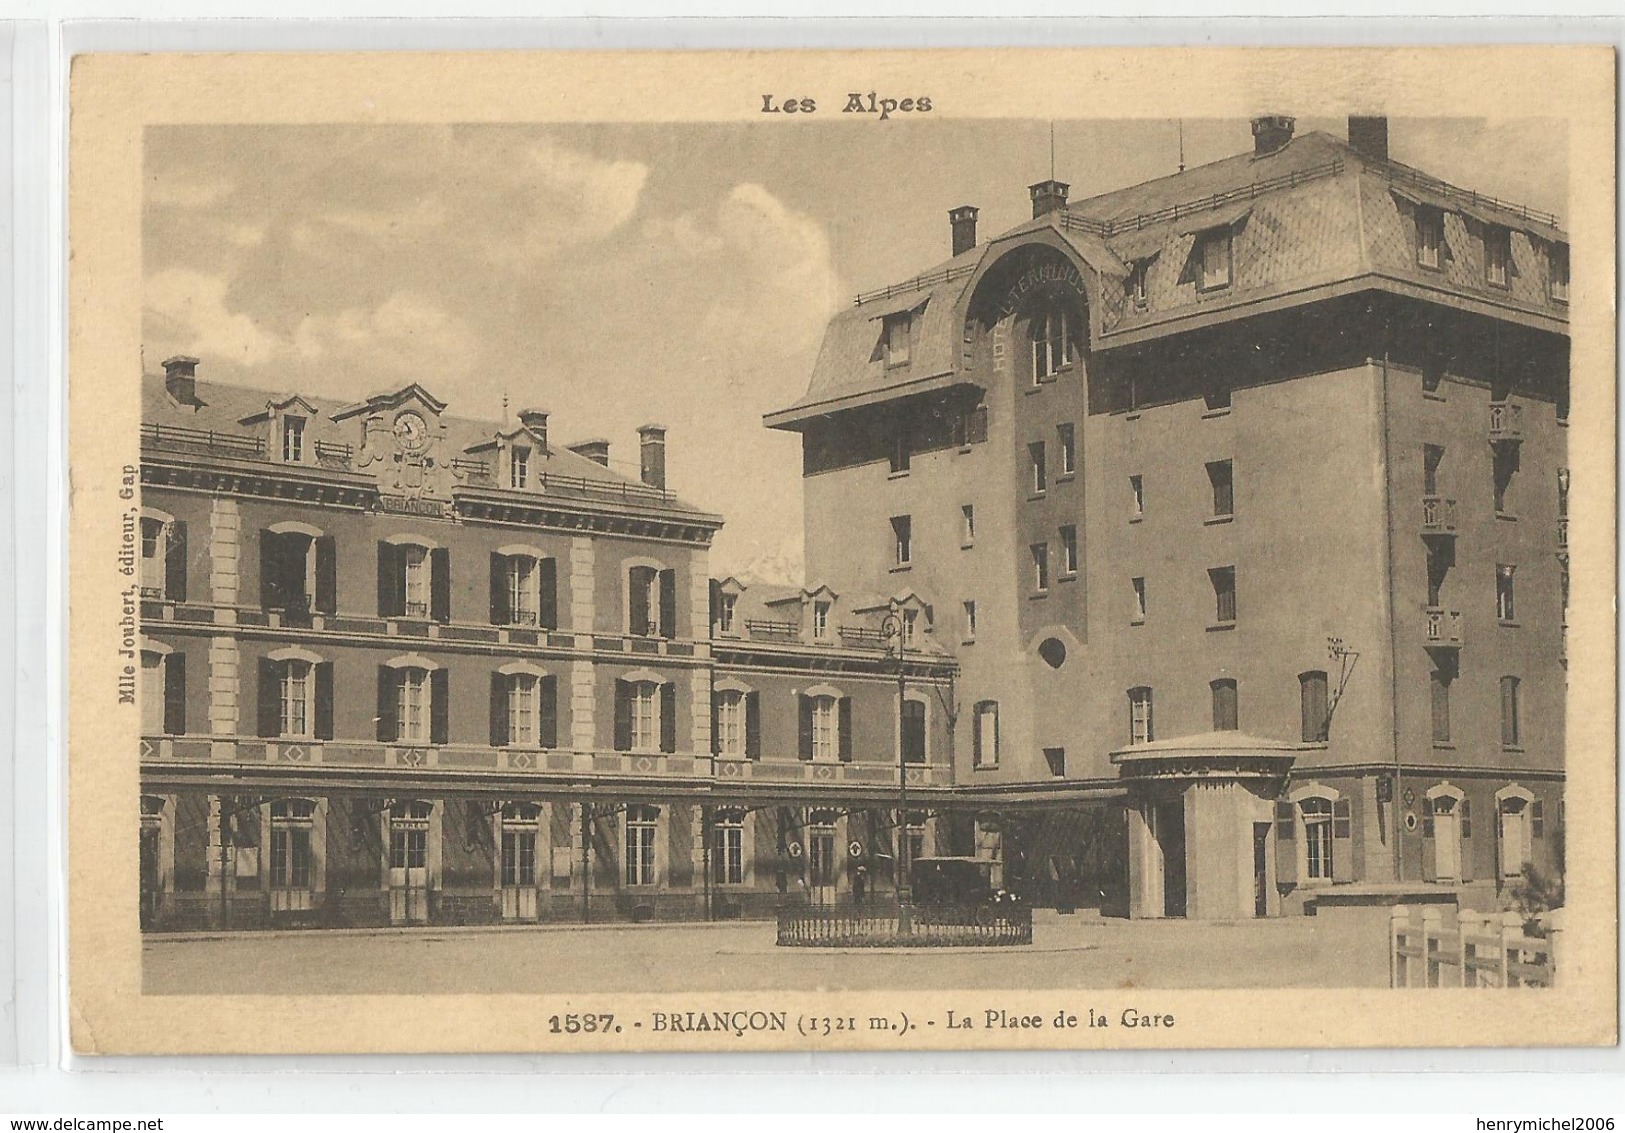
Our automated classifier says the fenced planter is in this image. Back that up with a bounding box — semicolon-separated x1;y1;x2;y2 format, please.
776;903;1033;948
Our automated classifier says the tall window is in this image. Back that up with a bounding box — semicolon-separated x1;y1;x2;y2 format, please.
962;599;978;640
507;673;539;746
973;701;999;767
1415;206;1444;269
1197;228;1233;291
402;545;430;619
1299;671;1329;743
1485;226;1511;287
500;803;539;889
140;518;166;594
1430;664;1453;743
397;668;428;743
510;447;529;489
891;516;912;567
1030;442;1047;494
1131;576;1147;623
1210;678;1238;732
713;810;745;885
1030;300;1073;382
1423;444;1444;495
141;651;166;734
1209;566;1237;624
1060;525;1079;575
388;800;431;870
508;556;539;626
901;607;919;646
960;504;975;545
631;681;659;752
1206;459;1234;517
626;564;676;638
716;592;737;635
625;805;658;886
280;660;312;738
1031;543;1050;592
1496;564;1516;622
812;600;830;640
884;313;912;368
282;416;305;462
1129;475;1145;520
1500;676;1521;747
269;799;316;897
890;418;911;474
716;689;744;756
811;696;837;762
1550;241;1570;302
900;697;927;764
1300;797;1334;881
1128;687;1154;745
1057;423;1076;475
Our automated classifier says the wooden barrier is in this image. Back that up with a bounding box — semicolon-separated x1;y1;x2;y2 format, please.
1390;905;1559;988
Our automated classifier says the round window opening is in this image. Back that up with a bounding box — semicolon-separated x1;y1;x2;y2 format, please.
1038;637;1067;669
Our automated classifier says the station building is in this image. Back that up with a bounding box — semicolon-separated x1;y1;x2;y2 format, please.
138;114;1567;929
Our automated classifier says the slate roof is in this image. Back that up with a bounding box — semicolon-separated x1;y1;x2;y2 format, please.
769;128;1568;430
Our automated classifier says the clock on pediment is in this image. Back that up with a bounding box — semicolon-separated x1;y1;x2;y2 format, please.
393;410;429;454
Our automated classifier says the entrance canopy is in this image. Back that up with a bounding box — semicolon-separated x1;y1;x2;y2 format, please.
1110;730;1297;782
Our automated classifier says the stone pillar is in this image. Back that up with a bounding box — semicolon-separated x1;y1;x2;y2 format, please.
208;635;240;745
209;498;240;620
1183;780;1256;921
568;536;595;636
569;660;595;751
1125;798;1163;919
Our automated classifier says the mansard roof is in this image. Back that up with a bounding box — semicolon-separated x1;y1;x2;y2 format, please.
769;129;1568;431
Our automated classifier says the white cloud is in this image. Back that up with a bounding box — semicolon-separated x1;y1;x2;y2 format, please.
291;291;480;380
144;268;282;367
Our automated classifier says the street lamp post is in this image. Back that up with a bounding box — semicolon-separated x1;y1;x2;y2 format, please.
882;612;912;930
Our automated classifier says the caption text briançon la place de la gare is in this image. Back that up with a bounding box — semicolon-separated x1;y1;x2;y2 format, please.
551;1007;1176;1040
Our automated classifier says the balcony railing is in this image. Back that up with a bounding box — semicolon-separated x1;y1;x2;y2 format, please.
313;440;354;469
1424;607;1464;648
141;422;266;461
453;463;686;510
744;618;800;640
1489;402;1524;443
1421;495;1458;535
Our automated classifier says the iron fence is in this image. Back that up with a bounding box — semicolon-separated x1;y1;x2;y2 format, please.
776;902;1033;947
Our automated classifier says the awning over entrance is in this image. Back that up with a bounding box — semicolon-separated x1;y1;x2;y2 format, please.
1110;730;1298;782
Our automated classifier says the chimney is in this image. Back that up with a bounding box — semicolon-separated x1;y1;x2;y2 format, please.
569;438;610;467
638;424;667;491
1028;179;1069;219
1251;115;1296;157
517;407;549;451
1348;116;1389;163
949;205;979;256
162;355;199;405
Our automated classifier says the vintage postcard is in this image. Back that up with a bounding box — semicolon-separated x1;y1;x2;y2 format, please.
68;46;1616;1053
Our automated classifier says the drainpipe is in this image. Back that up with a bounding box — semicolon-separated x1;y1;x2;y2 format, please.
1379;345;1405;882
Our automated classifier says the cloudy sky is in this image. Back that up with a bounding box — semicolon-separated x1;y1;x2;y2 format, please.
144;117;1565;580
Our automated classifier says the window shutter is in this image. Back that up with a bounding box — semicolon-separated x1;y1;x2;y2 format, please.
313;661;334;740
312;535;337;615
376;665;396;742
658;569;678;639
838;696;854;762
377;542;401;618
430;668;449;744
1273;800;1297;887
972;707;984;765
629;567;652;635
165;521;188;602
710;692;721;755
798;694;813;761
1422;795;1434;838
1460;797;1474;882
257;658;280;737
966;404;989;444
709;578;722;629
1332;798;1353;882
538;675;558;749
162;652;186;735
538;558;558;630
660;681;678;753
429;548;452;623
1420;797;1437;881
488;554;508;625
613;680;632;752
489;672;508;746
261;531;282;609
745;691;761;759
1531;799;1544;839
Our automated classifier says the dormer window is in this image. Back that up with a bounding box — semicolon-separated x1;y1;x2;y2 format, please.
1415;206;1444;270
282;416;305;462
510;447;530;489
901;607;919;646
1128;260;1149;308
883;313;912;368
717;592;737;635
1197;228;1233;291
1485;226;1511;288
812;600;830;640
1550;241;1569;302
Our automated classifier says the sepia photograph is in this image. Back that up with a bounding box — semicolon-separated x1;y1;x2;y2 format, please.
68;47;1617;1053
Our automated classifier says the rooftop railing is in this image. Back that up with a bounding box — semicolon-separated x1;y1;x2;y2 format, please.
141;423;355;469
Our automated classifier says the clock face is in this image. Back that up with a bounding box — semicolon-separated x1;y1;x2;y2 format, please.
393;411;428;452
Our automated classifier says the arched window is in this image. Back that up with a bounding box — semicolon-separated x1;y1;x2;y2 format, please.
377;537;447;622
626;561;676;639
491;550;557;629
900;694;928;765
625;805;659;886
1299;796;1335;881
